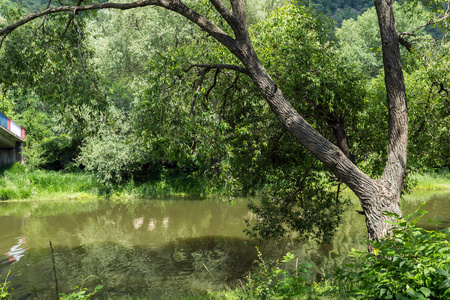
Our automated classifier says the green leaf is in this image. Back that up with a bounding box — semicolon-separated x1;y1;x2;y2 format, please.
439;279;450;289
436;268;450;278
438;247;449;254
406;287;416;296
419;287;431;297
303;263;313;269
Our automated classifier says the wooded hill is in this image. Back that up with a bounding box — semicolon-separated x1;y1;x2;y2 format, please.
12;0;373;25
299;0;373;25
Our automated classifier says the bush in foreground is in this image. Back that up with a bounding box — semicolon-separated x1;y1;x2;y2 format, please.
335;203;450;299
214;203;450;299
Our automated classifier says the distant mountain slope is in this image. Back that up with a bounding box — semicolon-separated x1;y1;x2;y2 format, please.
299;0;374;26
11;0;49;12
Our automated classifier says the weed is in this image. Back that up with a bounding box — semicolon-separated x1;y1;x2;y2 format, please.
0;271;12;300
240;247;314;299
59;276;103;300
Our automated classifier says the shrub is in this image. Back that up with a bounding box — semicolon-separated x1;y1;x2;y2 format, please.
77;132;139;185
335;202;450;299
0;271;12;300
244;247;313;299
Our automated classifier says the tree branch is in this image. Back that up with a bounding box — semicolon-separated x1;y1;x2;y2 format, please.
205;68;221;99
184;63;249;75
398;36;413;52
230;0;246;25
398;3;450;52
229;0;250;42
61;0;84;37
33;0;52;36
209;0;234;25
220;73;239;119
0;0;237;52
72;9;84;57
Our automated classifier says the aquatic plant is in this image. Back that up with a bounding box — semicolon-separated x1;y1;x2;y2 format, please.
0;271;12;300
59;276;103;300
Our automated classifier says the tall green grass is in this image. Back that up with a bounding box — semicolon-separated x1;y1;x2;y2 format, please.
0;163;216;200
1;163;448;201
0;163;99;200
410;168;450;191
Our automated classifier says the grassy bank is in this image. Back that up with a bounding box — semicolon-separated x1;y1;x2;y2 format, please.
0;163;99;200
410;168;450;191
1;164;448;201
0;163;215;200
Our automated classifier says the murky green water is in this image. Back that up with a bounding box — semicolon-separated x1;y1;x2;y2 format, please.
0;192;448;299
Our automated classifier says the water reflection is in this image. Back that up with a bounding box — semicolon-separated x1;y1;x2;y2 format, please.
401;191;450;230
0;192;448;299
5;237;28;263
133;217;144;230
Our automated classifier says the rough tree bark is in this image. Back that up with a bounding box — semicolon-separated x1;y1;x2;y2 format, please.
0;0;409;242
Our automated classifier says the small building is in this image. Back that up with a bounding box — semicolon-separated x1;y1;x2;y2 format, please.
0;112;26;167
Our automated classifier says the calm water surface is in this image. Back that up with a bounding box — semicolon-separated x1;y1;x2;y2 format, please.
0;192;448;299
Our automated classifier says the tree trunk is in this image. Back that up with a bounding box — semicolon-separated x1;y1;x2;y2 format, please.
358;179;402;242
230;0;407;242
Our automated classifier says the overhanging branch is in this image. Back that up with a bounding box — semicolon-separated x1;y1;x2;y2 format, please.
61;0;84;37
0;0;237;52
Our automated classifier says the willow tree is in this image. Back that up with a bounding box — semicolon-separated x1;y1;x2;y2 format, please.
1;0;448;242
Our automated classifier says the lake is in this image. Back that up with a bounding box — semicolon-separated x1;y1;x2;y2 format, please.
0;191;449;299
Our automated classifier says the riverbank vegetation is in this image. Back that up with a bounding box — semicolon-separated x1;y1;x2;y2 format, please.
212;206;450;300
0;162;448;201
0;162;215;200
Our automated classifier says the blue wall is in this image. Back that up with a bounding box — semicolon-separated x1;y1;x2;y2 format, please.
0;112;7;129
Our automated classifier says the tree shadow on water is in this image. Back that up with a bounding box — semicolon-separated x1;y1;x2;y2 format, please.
4;236;262;299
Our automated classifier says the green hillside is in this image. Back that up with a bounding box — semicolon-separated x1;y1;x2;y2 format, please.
300;0;373;25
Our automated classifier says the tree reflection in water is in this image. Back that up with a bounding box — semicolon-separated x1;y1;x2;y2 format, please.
0;192;448;299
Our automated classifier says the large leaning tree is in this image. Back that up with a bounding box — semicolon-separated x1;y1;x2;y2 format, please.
0;0;448;242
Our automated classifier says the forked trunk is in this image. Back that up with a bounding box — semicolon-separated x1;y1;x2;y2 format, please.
358;179;402;242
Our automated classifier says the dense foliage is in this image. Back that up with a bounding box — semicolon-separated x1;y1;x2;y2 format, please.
335;205;450;299
299;0;373;26
214;207;450;299
131;4;362;241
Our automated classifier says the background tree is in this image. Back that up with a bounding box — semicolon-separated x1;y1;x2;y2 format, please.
0;0;107;170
